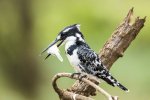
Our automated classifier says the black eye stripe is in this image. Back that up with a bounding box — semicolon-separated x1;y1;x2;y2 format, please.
59;24;84;39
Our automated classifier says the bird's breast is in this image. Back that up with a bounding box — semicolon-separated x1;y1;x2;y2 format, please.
66;49;80;67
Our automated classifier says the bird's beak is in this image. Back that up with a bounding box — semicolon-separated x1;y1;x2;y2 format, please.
41;33;65;55
41;38;60;54
57;39;64;47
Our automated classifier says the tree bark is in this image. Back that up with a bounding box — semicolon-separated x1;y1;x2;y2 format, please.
52;8;146;100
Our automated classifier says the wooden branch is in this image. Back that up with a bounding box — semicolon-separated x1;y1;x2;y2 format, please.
52;8;146;100
100;8;146;69
52;73;118;100
52;73;94;100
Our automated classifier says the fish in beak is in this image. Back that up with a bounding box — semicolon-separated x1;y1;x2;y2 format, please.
41;36;64;61
41;24;79;60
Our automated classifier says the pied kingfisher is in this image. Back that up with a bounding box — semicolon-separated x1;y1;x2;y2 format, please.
41;24;129;92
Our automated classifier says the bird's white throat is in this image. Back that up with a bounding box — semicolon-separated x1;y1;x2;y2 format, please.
65;36;77;51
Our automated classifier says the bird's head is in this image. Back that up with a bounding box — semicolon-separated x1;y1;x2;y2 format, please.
57;24;84;44
41;24;84;55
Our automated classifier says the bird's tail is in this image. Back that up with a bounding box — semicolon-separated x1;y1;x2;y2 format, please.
117;82;129;92
97;72;129;92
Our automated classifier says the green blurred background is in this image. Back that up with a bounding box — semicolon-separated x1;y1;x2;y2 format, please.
0;0;149;100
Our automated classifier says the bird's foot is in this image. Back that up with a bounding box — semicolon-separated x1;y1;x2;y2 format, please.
78;74;87;82
71;72;81;78
71;73;87;82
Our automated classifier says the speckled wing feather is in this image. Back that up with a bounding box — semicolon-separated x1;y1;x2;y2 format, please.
77;45;107;75
77;45;129;91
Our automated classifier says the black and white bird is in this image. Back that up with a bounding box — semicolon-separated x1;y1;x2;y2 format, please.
41;24;129;92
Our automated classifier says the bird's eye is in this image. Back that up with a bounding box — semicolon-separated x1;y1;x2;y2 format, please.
61;32;67;39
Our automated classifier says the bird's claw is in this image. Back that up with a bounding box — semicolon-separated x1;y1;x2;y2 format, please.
79;74;87;81
71;73;81;78
71;73;87;81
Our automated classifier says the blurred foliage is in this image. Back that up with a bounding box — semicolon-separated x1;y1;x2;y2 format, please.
0;0;150;100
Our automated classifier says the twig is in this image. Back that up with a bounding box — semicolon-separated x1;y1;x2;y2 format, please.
52;73;94;100
52;73;118;100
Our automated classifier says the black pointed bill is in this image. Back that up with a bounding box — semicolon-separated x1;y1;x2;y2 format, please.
57;39;64;47
41;38;64;60
41;38;60;54
45;54;51;60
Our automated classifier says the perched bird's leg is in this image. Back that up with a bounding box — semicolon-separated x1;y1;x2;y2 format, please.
71;73;87;82
71;72;81;78
78;74;87;82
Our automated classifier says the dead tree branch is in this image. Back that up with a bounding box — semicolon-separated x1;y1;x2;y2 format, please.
52;73;118;100
52;8;146;100
99;8;146;69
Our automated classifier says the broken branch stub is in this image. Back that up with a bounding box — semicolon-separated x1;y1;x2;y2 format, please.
100;8;146;69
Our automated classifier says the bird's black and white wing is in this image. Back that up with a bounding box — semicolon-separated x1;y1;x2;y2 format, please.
77;46;108;76
77;45;129;92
